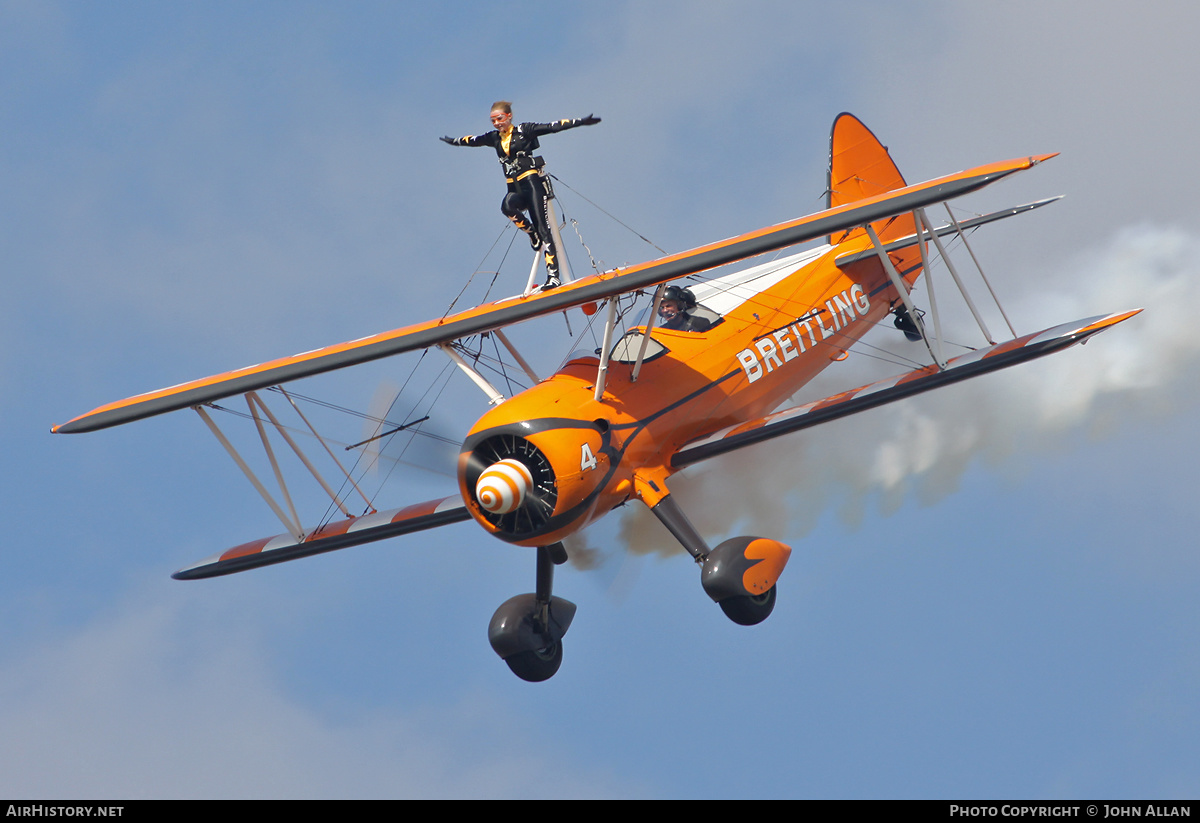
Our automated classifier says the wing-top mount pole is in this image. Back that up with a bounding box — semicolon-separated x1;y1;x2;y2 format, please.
865;223;946;369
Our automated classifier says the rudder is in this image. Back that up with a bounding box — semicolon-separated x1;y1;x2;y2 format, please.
826;113;915;245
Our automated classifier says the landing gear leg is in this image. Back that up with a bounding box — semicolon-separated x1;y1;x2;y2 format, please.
648;494;710;561
649;494;791;627
488;543;576;682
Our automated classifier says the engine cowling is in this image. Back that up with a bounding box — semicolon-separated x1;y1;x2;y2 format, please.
459;419;616;545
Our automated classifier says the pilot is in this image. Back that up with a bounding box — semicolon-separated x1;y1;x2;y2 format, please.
441;101;601;291
657;285;711;332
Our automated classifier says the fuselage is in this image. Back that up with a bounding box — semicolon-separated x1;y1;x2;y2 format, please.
459;230;924;547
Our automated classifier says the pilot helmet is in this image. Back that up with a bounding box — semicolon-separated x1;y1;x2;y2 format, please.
662;285;697;309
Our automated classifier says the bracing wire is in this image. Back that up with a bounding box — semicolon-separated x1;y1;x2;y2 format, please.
550;174;668;255
443;224;517;318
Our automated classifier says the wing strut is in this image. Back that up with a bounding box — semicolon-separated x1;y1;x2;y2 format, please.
545;194;574;284
275;387;375;513
915;206;995;345
865;223;946;369
912;210;947;366
246;391;363;520
842;198;1052;355
195;389;384;541
493;329;540;383
245;393;307;533
196;405;304;541
631;284;666;383
594;298;618;401
522;249;544;297
438;343;506;405
521;172;575;297
943;202;1018;338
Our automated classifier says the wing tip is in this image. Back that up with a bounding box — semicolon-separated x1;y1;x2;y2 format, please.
52;414;110;435
171;553;223;580
1080;307;1142;334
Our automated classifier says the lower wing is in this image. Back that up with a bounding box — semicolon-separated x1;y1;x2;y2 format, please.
672;310;1141;468
172;495;469;580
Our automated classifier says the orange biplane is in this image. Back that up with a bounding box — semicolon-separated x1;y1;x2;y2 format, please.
54;114;1139;681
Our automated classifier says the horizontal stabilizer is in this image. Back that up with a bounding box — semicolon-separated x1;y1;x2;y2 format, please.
56;153;1055;434
172;496;468;580
671;309;1141;468
833;197;1062;269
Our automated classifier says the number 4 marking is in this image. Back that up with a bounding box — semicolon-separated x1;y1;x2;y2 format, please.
580;443;598;472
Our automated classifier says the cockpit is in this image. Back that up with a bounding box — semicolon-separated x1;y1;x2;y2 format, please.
608;284;723;365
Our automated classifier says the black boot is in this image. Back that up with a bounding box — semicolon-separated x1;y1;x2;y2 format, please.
511;215;542;250
542;250;560;290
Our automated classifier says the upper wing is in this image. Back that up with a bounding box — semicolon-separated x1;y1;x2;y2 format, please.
832;197;1062;269
55;153;1054;434
671;310;1141;468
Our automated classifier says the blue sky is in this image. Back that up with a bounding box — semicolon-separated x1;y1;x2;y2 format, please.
4;0;1200;798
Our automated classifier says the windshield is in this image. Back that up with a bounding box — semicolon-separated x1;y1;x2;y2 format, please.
609;331;668;364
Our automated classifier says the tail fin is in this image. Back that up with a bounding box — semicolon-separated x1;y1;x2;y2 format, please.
826;113;915;245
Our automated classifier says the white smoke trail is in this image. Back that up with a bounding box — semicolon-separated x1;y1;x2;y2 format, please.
613;225;1200;557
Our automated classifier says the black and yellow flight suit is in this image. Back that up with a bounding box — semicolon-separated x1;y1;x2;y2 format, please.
442;116;599;288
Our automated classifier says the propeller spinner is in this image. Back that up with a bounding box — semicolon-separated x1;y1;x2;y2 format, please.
475;458;535;514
